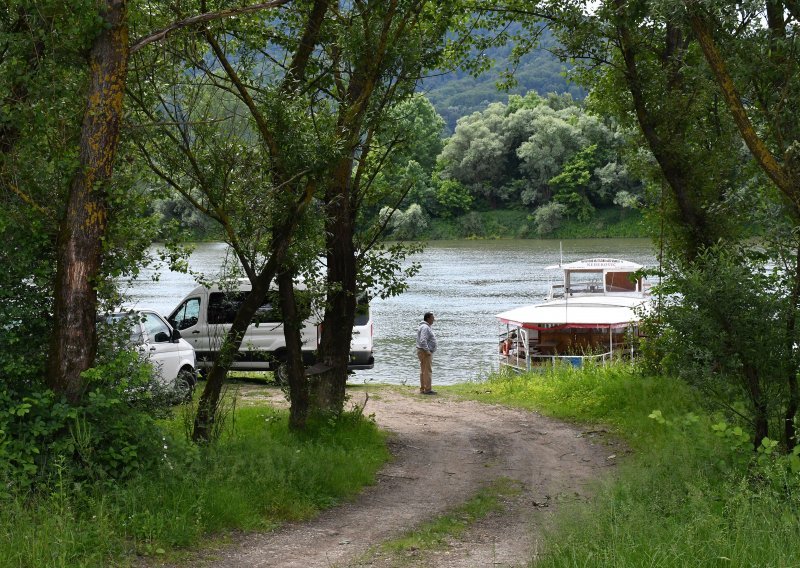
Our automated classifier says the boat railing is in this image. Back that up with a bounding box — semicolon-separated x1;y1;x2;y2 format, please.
499;348;632;372
548;283;606;299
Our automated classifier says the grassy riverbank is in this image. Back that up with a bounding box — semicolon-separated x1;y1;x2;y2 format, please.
423;208;648;240
449;365;800;567
0;391;388;567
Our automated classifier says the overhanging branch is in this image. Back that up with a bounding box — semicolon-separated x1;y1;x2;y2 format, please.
130;0;291;54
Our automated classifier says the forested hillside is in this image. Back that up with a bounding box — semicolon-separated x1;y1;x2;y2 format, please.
422;35;585;132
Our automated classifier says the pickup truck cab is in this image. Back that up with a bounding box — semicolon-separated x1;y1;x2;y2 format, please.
167;281;374;374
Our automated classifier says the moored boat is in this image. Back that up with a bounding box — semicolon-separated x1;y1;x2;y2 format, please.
496;258;651;371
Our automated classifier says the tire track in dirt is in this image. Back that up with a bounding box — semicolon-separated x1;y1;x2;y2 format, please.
169;387;615;567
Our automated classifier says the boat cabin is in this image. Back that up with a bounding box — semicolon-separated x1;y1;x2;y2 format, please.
496;258;650;371
546;258;646;299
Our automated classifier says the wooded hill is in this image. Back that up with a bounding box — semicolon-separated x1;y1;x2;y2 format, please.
422;33;585;132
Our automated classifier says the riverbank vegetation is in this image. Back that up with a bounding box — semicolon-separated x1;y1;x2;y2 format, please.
0;388;388;566
3;0;800;565
450;364;800;566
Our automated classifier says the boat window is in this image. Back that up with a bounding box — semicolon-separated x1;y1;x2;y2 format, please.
566;271;604;293
605;271;637;292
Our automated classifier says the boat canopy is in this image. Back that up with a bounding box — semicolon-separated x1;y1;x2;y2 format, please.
544;258;643;272
496;297;647;331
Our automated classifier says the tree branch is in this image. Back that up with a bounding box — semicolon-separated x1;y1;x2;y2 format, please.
688;10;794;205
130;0;291;54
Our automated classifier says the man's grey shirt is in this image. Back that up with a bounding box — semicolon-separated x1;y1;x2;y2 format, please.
416;321;437;353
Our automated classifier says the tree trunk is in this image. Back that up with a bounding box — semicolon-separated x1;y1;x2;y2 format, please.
192;265;276;442
277;269;309;430
315;157;358;413
744;365;770;449
47;0;128;403
191;203;310;441
614;9;712;259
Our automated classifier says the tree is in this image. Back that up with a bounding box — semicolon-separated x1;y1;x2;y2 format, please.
509;0;749;261
2;0;295;407
128;0;328;437
47;0;130;403
654;245;797;449
681;0;800;449
309;0;490;413
510;0;800;451
439;103;510;204
437;90;638;213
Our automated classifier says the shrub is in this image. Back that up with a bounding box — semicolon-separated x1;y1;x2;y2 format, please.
532;202;567;235
0;350;182;494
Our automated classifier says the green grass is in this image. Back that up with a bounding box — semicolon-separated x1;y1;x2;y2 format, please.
448;364;800;567
549;208;651;239
351;477;521;566
0;397;389;567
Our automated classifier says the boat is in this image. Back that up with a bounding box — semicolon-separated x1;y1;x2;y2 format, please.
496;258;651;371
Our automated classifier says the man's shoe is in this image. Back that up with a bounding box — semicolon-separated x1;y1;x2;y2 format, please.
422;390;437;395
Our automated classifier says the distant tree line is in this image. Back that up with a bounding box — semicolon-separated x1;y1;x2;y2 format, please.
376;91;645;238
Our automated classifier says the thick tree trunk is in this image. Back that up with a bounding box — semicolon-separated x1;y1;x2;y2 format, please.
277;269;309;430
47;0;128;403
315;158;358;414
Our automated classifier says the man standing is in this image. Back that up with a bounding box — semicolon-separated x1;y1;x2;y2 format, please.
416;312;437;395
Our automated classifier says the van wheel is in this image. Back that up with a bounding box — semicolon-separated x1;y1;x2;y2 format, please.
274;363;288;386
175;368;196;403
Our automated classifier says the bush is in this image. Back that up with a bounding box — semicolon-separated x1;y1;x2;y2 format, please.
532;202;567;235
380;203;429;240
0;350;182;494
458;211;485;237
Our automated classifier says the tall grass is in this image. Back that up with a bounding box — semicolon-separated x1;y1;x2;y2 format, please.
0;404;389;567
450;364;800;567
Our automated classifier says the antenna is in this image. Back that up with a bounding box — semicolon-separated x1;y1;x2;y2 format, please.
559;241;563;267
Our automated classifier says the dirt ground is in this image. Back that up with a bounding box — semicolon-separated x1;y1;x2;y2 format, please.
163;385;619;568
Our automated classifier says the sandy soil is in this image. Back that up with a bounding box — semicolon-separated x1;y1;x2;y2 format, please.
159;385;618;568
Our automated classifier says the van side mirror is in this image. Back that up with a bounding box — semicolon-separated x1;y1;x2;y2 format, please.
171;328;182;342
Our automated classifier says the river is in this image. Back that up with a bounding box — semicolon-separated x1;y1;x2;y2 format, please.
122;238;656;385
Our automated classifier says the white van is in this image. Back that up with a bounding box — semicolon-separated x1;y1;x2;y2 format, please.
167;281;374;374
102;308;197;398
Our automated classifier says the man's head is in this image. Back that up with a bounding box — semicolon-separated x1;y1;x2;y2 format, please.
424;312;435;324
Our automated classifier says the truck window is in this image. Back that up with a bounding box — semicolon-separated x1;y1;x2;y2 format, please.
171;297;200;330
208;291;282;324
354;294;370;326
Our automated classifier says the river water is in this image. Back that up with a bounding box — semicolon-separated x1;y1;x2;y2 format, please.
122;239;656;385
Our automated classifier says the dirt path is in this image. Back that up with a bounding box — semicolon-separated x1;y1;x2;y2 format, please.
177;386;617;568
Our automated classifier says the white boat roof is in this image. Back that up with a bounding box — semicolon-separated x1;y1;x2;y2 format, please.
496;296;648;329
544;258;643;272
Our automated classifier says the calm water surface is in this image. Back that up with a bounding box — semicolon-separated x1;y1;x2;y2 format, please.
123;239;656;385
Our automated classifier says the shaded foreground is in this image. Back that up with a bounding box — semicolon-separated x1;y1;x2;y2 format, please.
165;386;616;567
